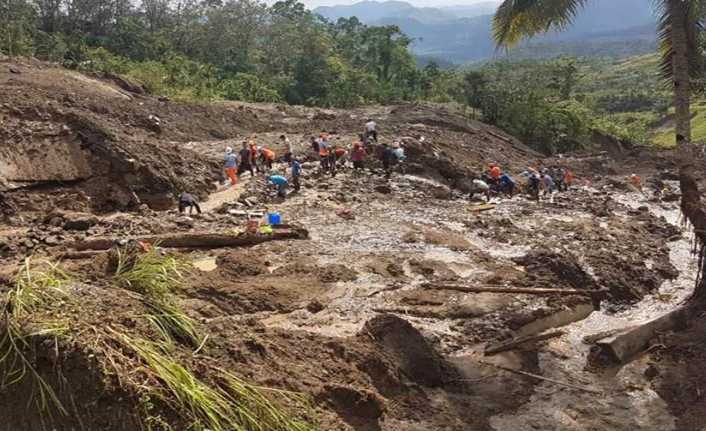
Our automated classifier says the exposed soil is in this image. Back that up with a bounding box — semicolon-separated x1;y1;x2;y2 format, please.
1;59;705;431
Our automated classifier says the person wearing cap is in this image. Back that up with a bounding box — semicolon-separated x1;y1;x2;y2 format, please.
223;146;238;187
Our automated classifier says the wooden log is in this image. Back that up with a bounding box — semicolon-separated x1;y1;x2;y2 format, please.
478;361;602;394
484;330;565;355
423;283;606;297
69;227;309;251
595;307;689;363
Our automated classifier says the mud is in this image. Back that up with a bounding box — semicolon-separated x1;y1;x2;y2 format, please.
1;58;704;430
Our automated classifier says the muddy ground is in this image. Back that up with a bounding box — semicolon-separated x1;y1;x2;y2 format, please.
1;59;705;430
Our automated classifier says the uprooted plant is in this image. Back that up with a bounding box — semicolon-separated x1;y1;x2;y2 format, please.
0;258;71;416
113;245;201;347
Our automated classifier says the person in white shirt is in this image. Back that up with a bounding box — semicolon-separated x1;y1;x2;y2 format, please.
365;119;378;142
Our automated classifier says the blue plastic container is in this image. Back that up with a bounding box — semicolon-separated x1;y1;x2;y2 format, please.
267;212;281;225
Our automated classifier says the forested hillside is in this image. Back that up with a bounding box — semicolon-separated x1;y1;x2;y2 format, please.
0;0;435;107
0;0;686;152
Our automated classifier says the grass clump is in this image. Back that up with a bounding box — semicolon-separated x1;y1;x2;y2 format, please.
114;246;201;347
0;258;71;415
109;329;315;431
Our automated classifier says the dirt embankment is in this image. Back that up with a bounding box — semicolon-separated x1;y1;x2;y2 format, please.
0;59;537;216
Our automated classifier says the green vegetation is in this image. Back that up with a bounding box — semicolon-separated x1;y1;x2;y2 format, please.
460;54;688;150
114;246;201;347
0;258;70;415
1;1;695;151
0;255;313;430
111;331;314;431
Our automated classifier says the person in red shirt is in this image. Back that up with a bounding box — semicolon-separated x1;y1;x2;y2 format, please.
489;163;502;180
351;142;367;171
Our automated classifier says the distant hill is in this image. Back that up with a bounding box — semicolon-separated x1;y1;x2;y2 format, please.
314;0;658;64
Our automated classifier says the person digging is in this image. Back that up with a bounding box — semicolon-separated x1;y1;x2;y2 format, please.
268;174;289;199
178;192;202;214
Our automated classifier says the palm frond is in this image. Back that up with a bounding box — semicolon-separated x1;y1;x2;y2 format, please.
493;0;589;47
655;0;704;83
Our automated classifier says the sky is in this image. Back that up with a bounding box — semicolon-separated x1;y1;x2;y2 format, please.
266;0;498;9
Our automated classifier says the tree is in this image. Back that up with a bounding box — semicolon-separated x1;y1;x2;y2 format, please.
492;0;704;145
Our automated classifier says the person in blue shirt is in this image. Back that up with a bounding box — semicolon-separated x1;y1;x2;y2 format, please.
291;159;302;191
268;175;289;198
223;147;238;187
499;173;516;195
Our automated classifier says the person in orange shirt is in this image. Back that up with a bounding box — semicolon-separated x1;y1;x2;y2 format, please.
488;163;502;184
249;141;259;173
564;169;575;190
259;147;276;171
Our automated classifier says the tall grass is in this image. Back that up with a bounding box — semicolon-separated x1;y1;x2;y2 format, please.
0;258;71;415
114;247;201;347
109;329;315;431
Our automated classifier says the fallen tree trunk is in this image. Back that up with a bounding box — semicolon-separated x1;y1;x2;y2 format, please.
485;330;564;356
69;227;309;251
595;307;689;363
423;283;606;297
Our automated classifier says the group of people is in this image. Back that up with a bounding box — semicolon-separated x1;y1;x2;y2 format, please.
469;163;575;202
217;119;410;200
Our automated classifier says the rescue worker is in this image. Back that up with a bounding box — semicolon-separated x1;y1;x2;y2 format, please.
564;169;575;190
318;133;331;172
259;147;276;171
381;143;395;179
499;173;516;195
249;140;259;173
489;163;502;183
334;145;348;167
223;147;238;187
310;136;319;155
528;172;541;201
365;119;378;142
291;159;302;191
281;135;293;164
178;192;202;214
237;141;254;177
351;142;367;171
469;177;491;201
268;175;289;198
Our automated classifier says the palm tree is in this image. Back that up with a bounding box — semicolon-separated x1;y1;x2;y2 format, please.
493;0;704;145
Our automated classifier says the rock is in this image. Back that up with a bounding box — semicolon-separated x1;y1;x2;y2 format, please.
306;300;324;314
44;236;60;246
362;314;446;387
23;239;35;248
375;185;392;194
62;213;99;231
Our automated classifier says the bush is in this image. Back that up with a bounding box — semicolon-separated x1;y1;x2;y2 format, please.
219;73;282;103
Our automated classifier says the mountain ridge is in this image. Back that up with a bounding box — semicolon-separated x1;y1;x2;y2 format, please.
315;0;658;64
